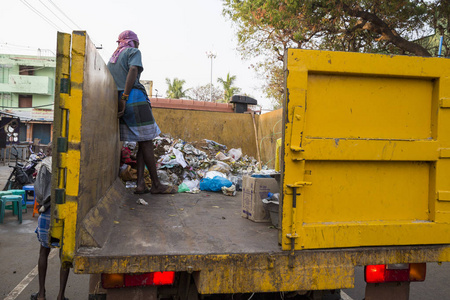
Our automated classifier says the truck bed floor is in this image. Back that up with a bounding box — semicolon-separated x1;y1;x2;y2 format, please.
77;190;280;258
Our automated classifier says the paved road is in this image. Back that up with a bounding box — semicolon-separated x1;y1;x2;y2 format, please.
0;164;449;300
0;165;89;300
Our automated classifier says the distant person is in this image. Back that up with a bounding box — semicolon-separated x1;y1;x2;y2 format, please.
32;145;69;300
107;30;177;195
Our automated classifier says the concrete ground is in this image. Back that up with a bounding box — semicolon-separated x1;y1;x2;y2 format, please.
0;165;89;300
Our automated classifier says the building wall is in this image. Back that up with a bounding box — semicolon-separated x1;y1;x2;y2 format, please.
0;54;55;145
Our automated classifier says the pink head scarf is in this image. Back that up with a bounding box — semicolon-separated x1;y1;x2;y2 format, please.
109;30;140;63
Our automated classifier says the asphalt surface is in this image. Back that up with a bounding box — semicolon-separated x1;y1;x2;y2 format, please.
0;164;449;300
0;165;89;300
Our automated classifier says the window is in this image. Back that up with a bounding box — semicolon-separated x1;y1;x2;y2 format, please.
19;95;32;108
19;65;34;75
33;123;51;144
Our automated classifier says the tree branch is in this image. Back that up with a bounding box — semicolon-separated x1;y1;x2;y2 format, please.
341;3;431;56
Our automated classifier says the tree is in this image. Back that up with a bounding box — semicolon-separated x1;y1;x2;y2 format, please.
217;73;241;102
165;78;190;99
223;0;450;107
189;84;223;102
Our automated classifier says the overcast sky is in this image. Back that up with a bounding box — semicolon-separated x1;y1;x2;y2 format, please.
0;0;273;109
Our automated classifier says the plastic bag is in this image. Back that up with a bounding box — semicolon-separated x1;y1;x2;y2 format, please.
215;151;233;162
120;165;137;181
205;171;227;179
178;183;190;193
159;148;187;168
222;184;236;196
209;161;232;174
228;148;242;161
157;170;171;186
183;179;200;190
200;176;232;192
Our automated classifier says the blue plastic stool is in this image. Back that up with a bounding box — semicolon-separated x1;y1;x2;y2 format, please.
22;185;36;206
0;195;22;224
9;189;27;213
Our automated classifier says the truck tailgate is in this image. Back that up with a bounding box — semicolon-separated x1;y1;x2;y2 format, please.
282;49;450;250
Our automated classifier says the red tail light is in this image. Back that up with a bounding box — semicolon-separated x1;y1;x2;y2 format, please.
102;271;175;289
365;263;426;283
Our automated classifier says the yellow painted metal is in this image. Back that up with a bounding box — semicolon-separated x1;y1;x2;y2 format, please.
50;31;85;265
50;32;71;245
282;50;450;251
55;201;78;262
73;244;450;293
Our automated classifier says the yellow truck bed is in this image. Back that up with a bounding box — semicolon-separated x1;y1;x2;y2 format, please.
49;31;450;295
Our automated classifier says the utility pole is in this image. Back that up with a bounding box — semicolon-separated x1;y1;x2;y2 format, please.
206;51;217;102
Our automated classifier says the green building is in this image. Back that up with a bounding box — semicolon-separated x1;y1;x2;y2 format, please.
0;53;55;145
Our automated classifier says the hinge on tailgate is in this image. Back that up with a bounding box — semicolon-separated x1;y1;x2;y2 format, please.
287;187;300;268
60;78;70;94
55;188;66;204
285;183;312;267
290;106;305;152
57;137;68;153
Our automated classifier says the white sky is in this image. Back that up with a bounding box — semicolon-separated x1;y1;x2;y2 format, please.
0;0;273;110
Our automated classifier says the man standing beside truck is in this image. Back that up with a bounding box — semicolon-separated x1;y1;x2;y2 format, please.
32;145;70;300
107;30;177;195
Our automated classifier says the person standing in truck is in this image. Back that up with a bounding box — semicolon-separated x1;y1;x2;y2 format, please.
32;145;70;300
107;30;177;195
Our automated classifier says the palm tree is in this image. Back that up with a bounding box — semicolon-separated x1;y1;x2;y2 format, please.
165;78;190;99
217;73;241;102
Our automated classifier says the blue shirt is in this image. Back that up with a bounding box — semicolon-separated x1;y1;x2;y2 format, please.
107;47;147;94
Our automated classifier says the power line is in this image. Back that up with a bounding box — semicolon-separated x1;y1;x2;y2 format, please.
38;0;72;31
19;0;62;31
45;0;102;48
47;0;81;29
0;104;54;109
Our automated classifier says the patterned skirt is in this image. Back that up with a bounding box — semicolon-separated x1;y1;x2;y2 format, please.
35;208;51;248
119;89;161;142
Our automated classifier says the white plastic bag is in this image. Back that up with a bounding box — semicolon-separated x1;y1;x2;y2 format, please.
228;148;242;161
205;171;227;179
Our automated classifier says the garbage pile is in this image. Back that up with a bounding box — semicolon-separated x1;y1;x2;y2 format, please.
120;134;274;196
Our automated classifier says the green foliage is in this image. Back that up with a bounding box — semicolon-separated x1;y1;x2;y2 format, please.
217;72;241;102
165;78;190;99
223;0;449;107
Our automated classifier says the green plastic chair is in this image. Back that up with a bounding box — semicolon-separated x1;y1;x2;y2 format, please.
9;189;27;213
0;191;14;214
0;195;22;224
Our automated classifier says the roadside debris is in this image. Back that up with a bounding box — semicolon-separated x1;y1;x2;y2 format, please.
120;134;275;195
136;198;149;205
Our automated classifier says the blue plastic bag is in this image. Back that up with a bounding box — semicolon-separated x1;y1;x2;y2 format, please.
200;176;232;192
251;174;272;178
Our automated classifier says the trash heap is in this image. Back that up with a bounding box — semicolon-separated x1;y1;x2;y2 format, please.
122;134;274;196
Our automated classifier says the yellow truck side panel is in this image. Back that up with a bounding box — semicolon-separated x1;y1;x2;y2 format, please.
282;49;450;251
51;31;120;265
